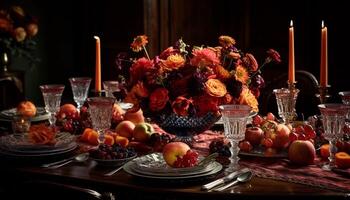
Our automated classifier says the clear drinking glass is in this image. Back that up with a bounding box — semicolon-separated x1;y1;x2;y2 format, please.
40;84;65;126
339;91;350;120
103;81;122;101
318;103;349;170
273;88;299;124
69;77;92;111
220;104;251;173
87;97;115;144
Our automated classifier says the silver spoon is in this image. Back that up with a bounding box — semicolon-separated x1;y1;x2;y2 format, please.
213;170;253;192
47;153;89;169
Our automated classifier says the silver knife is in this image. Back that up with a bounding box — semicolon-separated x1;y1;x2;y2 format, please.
201;167;250;191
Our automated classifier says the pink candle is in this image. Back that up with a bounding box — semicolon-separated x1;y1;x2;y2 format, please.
320;21;328;87
288;20;295;83
94;36;101;92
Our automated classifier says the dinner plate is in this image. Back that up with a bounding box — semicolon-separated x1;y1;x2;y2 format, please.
0;107;50;122
91;154;137;167
0;142;77;158
123;160;222;180
0;132;76;153
130;153;218;177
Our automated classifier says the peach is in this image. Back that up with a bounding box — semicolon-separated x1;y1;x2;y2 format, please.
104;134;115;146
17;100;37;117
335;152;350;169
124;107;145;124
114;135;129;147
115;120;135;139
288;140;316;165
133;122;154;142
273;124;291;149
162;142;190;167
320;144;330;160
245;127;264;146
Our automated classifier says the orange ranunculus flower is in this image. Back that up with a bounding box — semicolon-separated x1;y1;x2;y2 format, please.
161;54;185;72
218;35;236;48
149;88;169;112
130;57;154;84
234;65;249;84
243;53;258;71
204;79;227;97
13;27;26;42
193;94;219;117
159;46;179;59
130;35;148;52
172;96;193;116
214;65;231;80
190;48;220;67
237;86;259;113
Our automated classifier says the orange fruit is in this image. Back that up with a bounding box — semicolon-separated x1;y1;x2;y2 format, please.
104;134;115;146
335;152;350;169
320;144;330;160
115;135;129;147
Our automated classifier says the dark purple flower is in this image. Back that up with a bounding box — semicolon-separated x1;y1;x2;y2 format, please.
267;49;281;63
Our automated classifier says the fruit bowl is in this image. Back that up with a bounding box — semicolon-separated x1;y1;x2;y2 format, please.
91;154;137;167
157;112;221;145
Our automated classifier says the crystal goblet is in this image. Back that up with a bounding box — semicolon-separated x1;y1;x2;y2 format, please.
318;103;349;170
40;84;65;126
220;104;251;173
103;81;122;101
87;97;115;144
339;91;350;120
69;77;92;111
273;88;299;124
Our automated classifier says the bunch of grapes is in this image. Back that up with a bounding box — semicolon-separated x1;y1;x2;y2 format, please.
172;150;199;168
209;140;231;157
148;133;171;152
289;124;317;143
89;144;136;160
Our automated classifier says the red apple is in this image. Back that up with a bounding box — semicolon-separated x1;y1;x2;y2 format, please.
239;140;253;152
133;122;154;142
245;127;264;146
273;124;291;149
115;120;135;139
162;142;190;167
17;100;37;117
124;107;145;124
288;140;316;165
57;104;78;119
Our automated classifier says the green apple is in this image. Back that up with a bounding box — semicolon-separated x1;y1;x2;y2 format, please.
133;122;154;142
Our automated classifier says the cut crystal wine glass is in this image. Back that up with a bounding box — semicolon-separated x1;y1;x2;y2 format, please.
87;97;115;144
69;77;91;111
339;91;350;121
273;88;299;124
220;104;251;173
318;103;349;170
40;84;65;126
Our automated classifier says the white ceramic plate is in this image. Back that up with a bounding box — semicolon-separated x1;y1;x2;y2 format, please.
0;107;50;122
123;160;222;180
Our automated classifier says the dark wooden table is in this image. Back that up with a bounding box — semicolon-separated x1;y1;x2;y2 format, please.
0;156;348;200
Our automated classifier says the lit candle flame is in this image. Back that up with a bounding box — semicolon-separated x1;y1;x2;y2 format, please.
321;20;324;28
290;20;293;27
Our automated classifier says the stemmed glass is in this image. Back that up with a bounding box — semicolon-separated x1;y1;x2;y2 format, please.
40;84;65;126
318;103;349;170
69;77;92;111
87;97;115;144
220;104;251;173
103;81;121;100
339;91;350;121
273;88;299;124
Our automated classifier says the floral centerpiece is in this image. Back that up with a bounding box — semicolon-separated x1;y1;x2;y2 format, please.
0;5;39;67
115;35;281;138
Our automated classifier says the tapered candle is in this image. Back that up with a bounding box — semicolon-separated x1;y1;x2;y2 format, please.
320;21;328;87
94;36;101;92
288;20;295;83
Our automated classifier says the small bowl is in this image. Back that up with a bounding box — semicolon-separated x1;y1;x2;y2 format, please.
91;154;137;167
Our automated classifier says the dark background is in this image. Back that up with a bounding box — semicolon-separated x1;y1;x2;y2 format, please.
1;0;349;117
